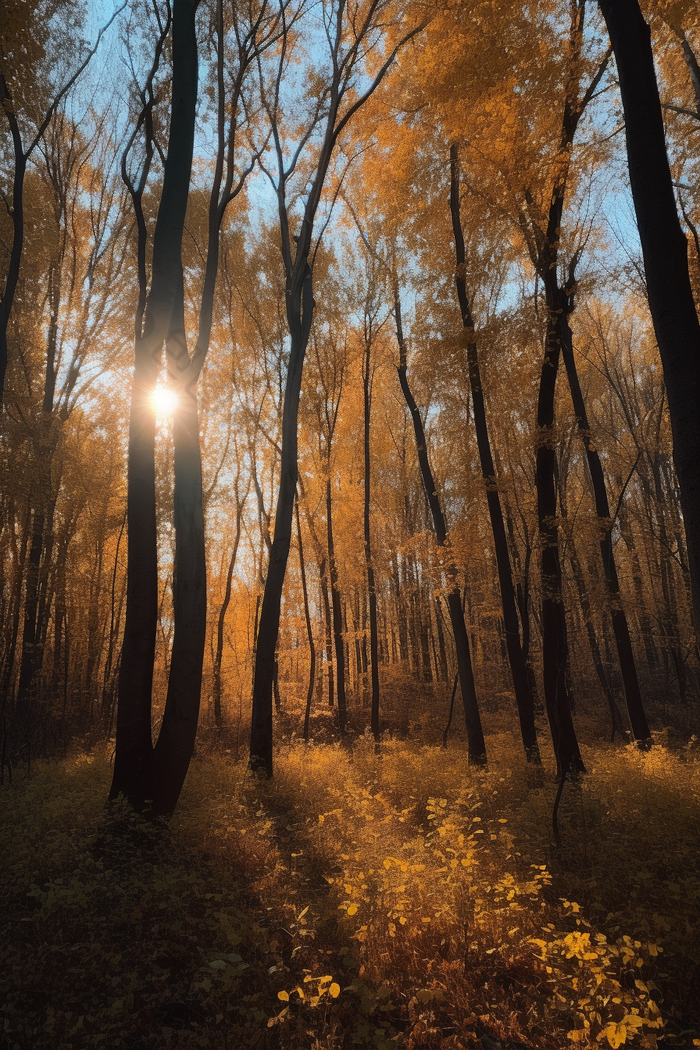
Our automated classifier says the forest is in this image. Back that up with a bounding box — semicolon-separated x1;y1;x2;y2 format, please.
1;0;700;1046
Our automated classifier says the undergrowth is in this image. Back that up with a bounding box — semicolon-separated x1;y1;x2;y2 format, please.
1;733;699;1049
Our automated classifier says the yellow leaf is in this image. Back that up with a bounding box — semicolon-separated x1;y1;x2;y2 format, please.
278;990;289;1001
347;904;358;916
605;1022;627;1048
329;982;340;998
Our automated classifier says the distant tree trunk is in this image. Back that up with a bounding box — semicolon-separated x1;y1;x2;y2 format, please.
296;498;315;742
101;509;126;713
1;503;31;697
392;558;409;665
394;280;486;764
449;145;540;763
561;498;629;740
434;598;449;681
212;481;245;727
598;0;700;646
560;317;650;741
618;503;659;669
418;587;433;684
363;326;380;743
650;453;687;700
320;562;334;707
326;475;348;733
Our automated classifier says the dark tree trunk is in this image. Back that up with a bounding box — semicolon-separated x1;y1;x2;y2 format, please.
0;73;26;407
296;499;316;742
537;285;585;778
561;316;651;741
326;476;348;734
212;482;244;727
598;0;700;645
564;515;629;740
418;592;433;684
434;598;449;681
363;328;381;739
250;275;314;774
523;0;602;777
110;0;200;807
449;145;540;762
320;561;334;707
618;504;659;669
151;374;206;814
395;283;486;764
102;510;126;720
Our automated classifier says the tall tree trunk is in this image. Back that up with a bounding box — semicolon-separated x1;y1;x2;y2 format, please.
618;503;659;669
250;282;313;774
151;351;206;814
395;284;486;764
102;510;126;720
434;598;449;681
563;509;629;740
320;560;334;707
650;453;688;700
212;493;244;727
363;330;380;743
598;0;700;645
560;316;651;741
537;282;585;778
296;498;316;742
110;0;200;807
449;145;540;762
0;73;26;407
326;475;348;733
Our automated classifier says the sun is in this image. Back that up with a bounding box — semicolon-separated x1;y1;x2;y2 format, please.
151;383;178;419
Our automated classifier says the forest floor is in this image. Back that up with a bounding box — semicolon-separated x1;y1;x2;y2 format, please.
1;711;700;1050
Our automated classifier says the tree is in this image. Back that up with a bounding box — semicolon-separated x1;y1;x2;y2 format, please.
449;144;540;763
0;3;122;405
249;0;424;776
598;0;700;647
395;274;487;765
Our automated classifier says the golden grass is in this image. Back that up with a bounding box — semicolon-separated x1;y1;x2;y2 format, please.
1;732;699;1049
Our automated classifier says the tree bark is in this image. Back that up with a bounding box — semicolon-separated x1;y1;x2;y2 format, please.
537;286;585;778
295;498;316;742
598;0;700;645
449;145;540;762
250;296;312;774
560;316;651;741
151;356;206;815
110;0;200;807
326;475;348;734
395;283;486;764
363;325;381;743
